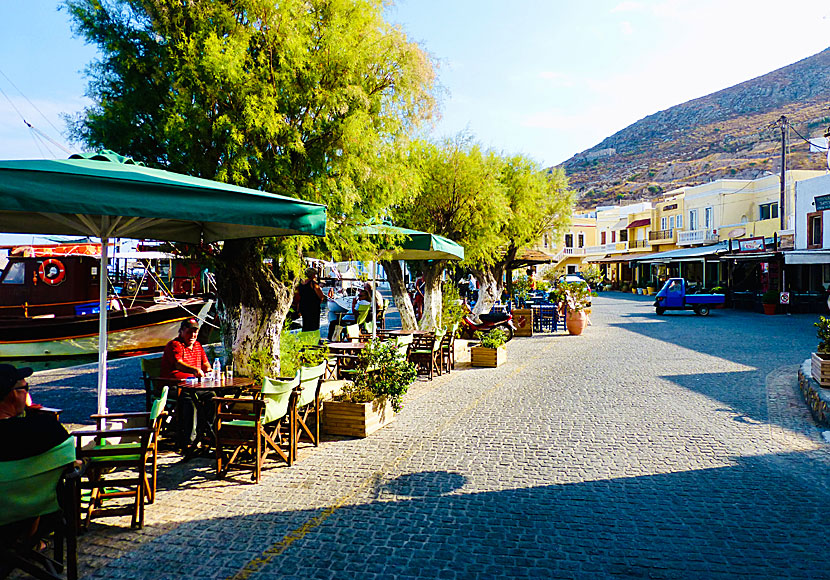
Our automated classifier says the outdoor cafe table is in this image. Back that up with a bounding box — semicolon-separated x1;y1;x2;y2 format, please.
176;376;256;457
328;341;368;378
387;329;432;336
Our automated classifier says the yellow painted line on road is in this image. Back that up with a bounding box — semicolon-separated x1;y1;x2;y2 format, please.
227;341;553;580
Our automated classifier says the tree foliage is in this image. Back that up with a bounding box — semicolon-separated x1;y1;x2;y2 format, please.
65;0;435;373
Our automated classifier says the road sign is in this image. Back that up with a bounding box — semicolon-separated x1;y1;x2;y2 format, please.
780;292;790;305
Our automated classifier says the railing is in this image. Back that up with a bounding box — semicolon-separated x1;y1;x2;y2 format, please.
628;239;649;249
648;229;674;242
561;247;586;256
677;229;719;245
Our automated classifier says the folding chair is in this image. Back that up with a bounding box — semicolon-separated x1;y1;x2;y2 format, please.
293;362;327;456
408;331;444;380
0;437;81;580
74;425;152;529
440;324;458;373
87;386;168;504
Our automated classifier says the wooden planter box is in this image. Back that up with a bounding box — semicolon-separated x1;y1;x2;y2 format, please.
512;308;533;337
322;398;395;438
470;345;506;368
811;352;830;387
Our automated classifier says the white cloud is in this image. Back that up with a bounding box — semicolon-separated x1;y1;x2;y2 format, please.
611;1;644;13
620;21;634;35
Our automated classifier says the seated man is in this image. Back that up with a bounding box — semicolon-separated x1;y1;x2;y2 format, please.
0;364;74;552
161;318;214;453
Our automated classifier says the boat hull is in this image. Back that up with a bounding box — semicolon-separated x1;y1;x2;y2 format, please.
0;299;212;359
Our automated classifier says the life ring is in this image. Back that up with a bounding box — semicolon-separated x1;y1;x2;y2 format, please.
125;279;139;294
38;259;66;286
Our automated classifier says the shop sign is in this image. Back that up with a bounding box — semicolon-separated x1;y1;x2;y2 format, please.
778;233;794;249
727;227;746;238
815;193;830;212
737;236;765;252
662;203;677;211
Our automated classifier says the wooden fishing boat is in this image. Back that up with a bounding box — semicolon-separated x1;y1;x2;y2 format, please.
0;245;212;359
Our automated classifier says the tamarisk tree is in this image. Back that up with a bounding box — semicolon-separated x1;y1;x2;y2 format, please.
66;0;435;375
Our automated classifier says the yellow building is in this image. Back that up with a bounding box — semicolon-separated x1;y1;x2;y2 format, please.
649;189;685;251
542;215;599;275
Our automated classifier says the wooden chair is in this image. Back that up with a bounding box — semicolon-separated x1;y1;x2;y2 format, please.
0;437;81;580
88;386;168;504
377;299;389;329
74;425;152;529
440;325;457;373
140;355;178;416
408;331;444;380
293;362;327;456
261;374;300;466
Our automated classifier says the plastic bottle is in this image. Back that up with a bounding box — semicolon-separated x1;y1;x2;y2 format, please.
213;358;222;384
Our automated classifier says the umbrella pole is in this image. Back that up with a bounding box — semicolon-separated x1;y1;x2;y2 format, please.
371;260;377;340
97;235;109;416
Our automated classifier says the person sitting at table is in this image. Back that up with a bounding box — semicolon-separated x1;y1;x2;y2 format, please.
0;364;76;552
160;318;214;453
341;283;380;326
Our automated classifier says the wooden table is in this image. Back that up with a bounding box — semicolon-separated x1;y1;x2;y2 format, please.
328;342;367;378
387;329;431;336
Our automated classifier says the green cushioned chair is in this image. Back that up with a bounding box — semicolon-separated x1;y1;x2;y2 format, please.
0;437;80;580
294;362;327;455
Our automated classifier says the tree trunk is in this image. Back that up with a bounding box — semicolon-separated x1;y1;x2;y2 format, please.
214;239;294;378
470;266;502;318
381;260;418;331
419;261;445;331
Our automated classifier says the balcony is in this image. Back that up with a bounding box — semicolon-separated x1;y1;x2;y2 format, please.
677;228;719;246
628;239;649;249
585;243;620;254
561;247;586;256
648;229;675;243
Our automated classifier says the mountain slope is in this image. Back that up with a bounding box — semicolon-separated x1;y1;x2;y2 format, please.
561;48;830;207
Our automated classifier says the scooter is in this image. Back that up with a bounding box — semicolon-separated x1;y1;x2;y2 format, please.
459;310;516;342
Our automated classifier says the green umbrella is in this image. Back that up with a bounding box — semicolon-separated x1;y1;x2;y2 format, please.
360;223;464;261
0;151;327;414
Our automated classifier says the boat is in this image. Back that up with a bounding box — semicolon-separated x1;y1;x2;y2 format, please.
0;243;213;359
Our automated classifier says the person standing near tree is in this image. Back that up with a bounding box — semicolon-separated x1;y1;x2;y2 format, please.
298;268;326;332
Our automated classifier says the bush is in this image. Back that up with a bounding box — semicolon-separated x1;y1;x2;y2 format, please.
761;290;779;305
476;328;507;349
815;317;830;354
339;340;416;412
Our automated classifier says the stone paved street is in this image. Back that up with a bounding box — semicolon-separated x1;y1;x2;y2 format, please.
27;292;830;579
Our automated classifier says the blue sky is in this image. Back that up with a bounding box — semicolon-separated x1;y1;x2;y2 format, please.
1;0;830;170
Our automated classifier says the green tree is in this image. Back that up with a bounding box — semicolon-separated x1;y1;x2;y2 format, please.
388;135;507;330
468;158;573;316
65;0;435;375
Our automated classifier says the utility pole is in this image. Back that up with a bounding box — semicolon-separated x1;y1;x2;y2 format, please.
777;115;788;231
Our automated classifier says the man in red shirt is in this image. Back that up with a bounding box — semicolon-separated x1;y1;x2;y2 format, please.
161;318;211;379
161;318;214;454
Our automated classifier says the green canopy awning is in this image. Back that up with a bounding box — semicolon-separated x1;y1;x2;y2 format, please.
0;153;326;242
360;224;464;261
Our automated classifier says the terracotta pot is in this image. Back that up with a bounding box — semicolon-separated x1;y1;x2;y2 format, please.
566;310;588;335
762;303;777;315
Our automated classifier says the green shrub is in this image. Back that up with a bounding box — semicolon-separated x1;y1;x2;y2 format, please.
476;328;507;349
339;340;416;412
815;317;830;354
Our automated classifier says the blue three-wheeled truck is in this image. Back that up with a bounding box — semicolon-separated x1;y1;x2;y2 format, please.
653;278;725;316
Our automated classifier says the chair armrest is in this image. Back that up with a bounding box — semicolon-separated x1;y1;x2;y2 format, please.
91;412;151;420
72;426;152;438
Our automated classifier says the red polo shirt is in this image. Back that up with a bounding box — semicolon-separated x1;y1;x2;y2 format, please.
160;337;209;379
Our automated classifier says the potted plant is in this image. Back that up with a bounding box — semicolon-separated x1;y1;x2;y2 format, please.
324;340;416;437
558;281;591;335
811;317;830;387
470;327;508;368
761;290;778;315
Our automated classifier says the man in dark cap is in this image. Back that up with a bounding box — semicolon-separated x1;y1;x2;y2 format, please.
160;318;214;454
0;365;70;461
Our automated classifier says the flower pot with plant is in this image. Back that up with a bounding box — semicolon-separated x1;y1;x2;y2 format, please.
470;328;508;367
811;317;830;387
761;290;778;315
324;340;416;437
557;281;591;335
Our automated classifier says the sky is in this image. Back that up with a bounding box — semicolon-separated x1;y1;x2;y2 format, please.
1;0;830;171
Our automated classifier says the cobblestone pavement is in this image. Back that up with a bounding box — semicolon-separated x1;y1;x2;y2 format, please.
24;293;830;579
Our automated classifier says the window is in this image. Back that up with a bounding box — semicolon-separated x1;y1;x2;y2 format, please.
689;209;698;231
543;235;549;249
611;231;616;243
759;202;779;221
676;214;683;229
601;231;606;244
564;233;573;248
619;230;628;242
567;265;577;274
808;211;823;249
577;233;584;248
661;217;668;230
669;216;675;230
704;207;713;229
1;262;25;284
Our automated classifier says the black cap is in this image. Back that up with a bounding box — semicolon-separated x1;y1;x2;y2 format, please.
0;364;33;399
179;317;200;331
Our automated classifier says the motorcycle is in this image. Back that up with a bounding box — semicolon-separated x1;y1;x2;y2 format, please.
459;310;516;342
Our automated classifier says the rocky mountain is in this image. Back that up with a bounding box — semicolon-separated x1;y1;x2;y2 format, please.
561;47;830;208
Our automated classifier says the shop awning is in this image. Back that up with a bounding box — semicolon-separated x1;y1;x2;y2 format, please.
626;219;651;229
611;218;628;231
633;242;729;263
783;250;830;265
588;251;654;263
